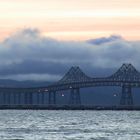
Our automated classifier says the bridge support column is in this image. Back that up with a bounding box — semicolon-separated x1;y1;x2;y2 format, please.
7;93;11;105
15;91;21;105
24;92;28;105
69;88;81;105
29;92;33;105
12;91;16;105
41;93;45;105
3;93;6;105
17;92;21;105
48;91;56;105
120;85;133;106
36;92;40;104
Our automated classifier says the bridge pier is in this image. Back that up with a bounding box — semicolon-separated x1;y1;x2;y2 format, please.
120;85;133;106
69;88;81;105
13;91;21;105
24;92;28;105
3;92;6;105
41;93;45;104
7;93;9;105
36;92;40;104
48;91;56;105
29;92;33;105
37;92;45;105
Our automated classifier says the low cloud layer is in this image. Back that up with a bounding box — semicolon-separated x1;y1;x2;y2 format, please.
0;28;140;81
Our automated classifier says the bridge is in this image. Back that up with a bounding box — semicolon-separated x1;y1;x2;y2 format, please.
0;63;140;108
45;63;140;106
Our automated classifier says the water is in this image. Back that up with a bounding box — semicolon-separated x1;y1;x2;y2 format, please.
0;110;140;140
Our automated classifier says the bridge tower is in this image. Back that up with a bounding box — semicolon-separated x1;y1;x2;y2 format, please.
69;88;81;105
120;85;133;106
109;63;139;106
48;91;56;105
58;66;90;105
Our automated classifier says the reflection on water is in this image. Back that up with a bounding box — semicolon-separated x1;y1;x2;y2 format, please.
0;110;140;140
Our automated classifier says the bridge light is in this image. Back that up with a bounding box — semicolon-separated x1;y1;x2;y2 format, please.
113;94;117;97
61;93;64;97
44;89;48;92
69;86;72;89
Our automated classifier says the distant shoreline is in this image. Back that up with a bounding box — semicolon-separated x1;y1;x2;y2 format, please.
0;105;140;110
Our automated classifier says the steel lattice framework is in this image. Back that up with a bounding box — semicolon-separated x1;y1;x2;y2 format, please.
109;63;140;81
58;66;92;83
47;63;140;90
44;63;140;105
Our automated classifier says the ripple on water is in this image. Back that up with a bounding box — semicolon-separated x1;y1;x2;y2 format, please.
0;110;140;140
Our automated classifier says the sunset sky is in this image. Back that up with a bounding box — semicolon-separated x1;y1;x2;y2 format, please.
0;0;140;41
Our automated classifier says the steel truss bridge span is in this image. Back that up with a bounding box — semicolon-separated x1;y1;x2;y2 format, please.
1;63;140;106
41;63;140;106
47;79;140;91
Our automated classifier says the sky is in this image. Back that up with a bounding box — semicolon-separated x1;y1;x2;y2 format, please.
0;29;140;81
0;0;140;82
0;0;140;41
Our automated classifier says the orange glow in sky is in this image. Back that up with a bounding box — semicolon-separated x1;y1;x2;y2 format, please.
0;0;140;41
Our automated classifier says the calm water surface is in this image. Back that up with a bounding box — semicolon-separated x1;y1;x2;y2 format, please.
0;110;140;140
